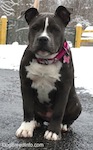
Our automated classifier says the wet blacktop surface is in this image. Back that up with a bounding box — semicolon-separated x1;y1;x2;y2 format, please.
0;69;93;150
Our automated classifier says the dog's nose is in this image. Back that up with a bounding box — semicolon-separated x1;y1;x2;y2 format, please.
37;36;48;44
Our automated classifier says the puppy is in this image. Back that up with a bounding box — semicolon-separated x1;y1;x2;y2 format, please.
16;6;82;141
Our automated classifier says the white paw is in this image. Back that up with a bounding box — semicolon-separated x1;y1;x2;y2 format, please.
61;124;68;131
44;130;59;141
16;120;37;138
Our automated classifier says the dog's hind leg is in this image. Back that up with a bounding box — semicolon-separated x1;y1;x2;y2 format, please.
62;86;82;129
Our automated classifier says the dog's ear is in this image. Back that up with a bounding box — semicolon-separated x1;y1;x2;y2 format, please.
55;6;71;26
25;8;39;24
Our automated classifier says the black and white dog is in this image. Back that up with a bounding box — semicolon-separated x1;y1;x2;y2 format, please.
16;6;82;141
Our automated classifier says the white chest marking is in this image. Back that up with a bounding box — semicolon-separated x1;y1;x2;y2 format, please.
40;17;50;39
26;60;62;103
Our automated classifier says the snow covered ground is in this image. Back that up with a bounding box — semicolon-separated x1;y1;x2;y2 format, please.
0;44;93;96
71;47;93;96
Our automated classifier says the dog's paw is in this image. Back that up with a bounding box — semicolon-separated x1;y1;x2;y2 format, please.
61;124;68;132
44;130;60;141
16;121;37;138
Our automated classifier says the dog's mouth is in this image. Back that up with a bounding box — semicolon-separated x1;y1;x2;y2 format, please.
35;41;70;65
35;50;53;59
35;50;59;60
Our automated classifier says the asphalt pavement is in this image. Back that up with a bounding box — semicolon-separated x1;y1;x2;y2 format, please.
0;69;93;150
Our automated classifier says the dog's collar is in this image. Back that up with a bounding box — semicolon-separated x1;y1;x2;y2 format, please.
36;41;70;65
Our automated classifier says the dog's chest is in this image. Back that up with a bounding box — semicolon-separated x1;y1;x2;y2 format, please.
26;60;62;103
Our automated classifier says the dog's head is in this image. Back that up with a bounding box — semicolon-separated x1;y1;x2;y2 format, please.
25;6;71;58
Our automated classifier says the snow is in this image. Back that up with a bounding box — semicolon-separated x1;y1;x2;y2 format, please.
82;33;93;38
71;47;93;96
76;23;82;27
1;15;7;18
82;26;93;38
0;45;26;70
0;44;93;96
85;26;93;31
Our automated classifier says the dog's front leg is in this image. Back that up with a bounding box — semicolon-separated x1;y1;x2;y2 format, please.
16;85;37;138
44;85;71;141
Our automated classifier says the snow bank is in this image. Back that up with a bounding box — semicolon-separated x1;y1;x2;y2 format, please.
71;47;93;96
0;45;26;70
0;44;93;96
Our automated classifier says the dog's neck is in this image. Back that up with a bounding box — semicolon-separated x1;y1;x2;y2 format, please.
36;41;70;65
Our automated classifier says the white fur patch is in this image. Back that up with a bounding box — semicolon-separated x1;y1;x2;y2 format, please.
26;60;62;103
44;130;59;141
16;120;37;138
40;17;50;39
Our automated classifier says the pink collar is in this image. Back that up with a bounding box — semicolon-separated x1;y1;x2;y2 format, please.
36;41;70;65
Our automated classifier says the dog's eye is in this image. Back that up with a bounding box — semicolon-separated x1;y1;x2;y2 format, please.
48;26;60;33
31;25;41;31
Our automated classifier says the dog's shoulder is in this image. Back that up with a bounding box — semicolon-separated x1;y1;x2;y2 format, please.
19;46;34;79
21;47;33;64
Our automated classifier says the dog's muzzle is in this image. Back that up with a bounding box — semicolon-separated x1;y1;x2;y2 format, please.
35;41;70;65
37;36;49;45
35;36;51;57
